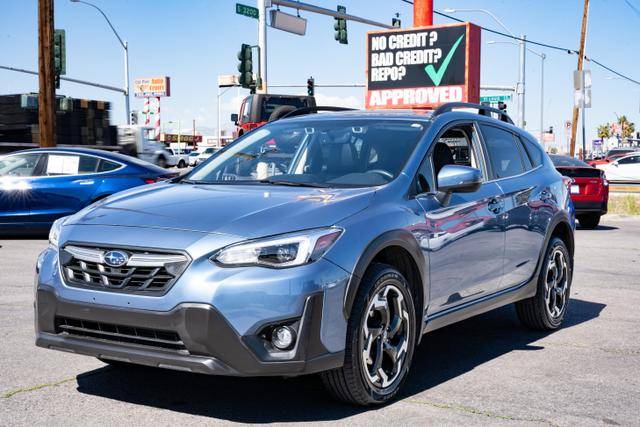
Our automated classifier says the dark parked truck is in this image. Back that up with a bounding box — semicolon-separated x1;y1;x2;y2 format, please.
36;103;575;406
232;94;316;136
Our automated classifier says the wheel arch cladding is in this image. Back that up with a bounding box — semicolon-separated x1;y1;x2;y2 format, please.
550;220;574;260
343;230;426;340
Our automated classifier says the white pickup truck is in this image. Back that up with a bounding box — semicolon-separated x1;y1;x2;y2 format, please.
117;125;177;168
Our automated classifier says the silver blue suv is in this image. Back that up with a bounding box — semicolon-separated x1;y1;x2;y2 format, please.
36;104;575;406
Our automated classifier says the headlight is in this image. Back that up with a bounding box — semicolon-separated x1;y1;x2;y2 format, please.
48;217;66;249
212;227;343;268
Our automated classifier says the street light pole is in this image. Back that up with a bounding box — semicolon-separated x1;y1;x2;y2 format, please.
257;0;268;93
444;8;526;128
488;41;545;141
70;0;130;124
517;35;526;129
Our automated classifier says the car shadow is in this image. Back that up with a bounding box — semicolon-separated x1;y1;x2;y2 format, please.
578;224;618;231
75;298;605;423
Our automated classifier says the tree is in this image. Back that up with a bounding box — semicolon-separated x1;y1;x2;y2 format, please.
617;115;635;139
597;123;611;139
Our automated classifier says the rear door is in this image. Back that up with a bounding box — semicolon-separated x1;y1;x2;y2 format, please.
29;153;103;224
416;121;505;316
0;152;43;226
479;125;544;289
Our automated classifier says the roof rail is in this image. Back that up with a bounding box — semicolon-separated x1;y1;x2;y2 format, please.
277;106;356;121
432;102;514;125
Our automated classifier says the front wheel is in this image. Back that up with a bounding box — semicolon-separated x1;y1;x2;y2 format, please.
321;263;416;406
177;160;186;168
156;156;167;169
516;237;572;330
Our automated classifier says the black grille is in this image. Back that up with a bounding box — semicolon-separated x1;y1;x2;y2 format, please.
60;245;189;295
55;316;187;352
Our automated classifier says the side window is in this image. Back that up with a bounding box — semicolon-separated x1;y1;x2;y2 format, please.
0;153;42;177
480;124;525;179
422;123;484;190
618;155;640;165
240;96;253;123
44;154;91;176
520;135;544;167
98;159;121;172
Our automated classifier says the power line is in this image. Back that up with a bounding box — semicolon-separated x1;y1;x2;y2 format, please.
399;0;640;86
623;0;640;18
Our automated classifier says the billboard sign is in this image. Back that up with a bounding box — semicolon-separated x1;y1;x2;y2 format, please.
162;134;203;144
366;22;481;109
134;76;171;98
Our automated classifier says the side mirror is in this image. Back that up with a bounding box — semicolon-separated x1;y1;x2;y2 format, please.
230;113;239;124
613;161;619;167
435;165;482;206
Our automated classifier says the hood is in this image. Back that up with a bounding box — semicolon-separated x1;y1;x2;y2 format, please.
68;182;375;238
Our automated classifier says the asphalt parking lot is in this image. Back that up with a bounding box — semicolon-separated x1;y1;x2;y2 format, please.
1;216;639;426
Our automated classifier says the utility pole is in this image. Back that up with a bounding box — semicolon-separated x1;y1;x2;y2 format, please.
38;0;56;147
257;0;267;93
517;35;526;129
570;0;590;157
413;0;434;26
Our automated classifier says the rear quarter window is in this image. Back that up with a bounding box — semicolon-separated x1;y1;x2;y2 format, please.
480;124;526;179
520;135;544;167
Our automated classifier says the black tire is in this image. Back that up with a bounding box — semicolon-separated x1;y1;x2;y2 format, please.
321;263;417;406
157;156;167;168
268;105;297;122
178;160;186;169
516;237;572;330
577;214;600;229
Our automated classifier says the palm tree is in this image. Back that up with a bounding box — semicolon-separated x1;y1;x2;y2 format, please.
597;123;611;139
617;115;636;139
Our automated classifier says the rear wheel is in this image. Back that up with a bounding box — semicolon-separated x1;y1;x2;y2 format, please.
321;263;416;406
577;214;600;229
157;156;167;169
177;159;186;168
516;237;572;330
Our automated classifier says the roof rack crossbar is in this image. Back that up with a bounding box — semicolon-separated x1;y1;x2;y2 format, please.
432;102;514;125
277;106;356;121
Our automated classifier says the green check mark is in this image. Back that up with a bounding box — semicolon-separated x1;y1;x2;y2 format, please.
424;34;465;86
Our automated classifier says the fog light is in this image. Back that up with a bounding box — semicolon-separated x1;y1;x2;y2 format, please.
271;325;296;350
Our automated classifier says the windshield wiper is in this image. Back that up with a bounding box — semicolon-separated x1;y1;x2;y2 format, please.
259;179;329;188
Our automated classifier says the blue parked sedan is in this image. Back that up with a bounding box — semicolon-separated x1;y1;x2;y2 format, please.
0;147;173;233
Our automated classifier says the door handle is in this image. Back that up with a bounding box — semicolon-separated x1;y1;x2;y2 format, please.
488;197;502;214
73;179;95;185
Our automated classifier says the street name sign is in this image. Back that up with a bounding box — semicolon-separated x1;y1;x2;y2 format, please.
480;95;511;103
236;3;259;19
366;22;481;109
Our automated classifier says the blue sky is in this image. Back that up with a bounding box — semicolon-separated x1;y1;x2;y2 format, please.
2;0;640;148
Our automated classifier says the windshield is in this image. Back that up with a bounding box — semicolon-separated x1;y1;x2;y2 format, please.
550;155;590;167
186;119;427;188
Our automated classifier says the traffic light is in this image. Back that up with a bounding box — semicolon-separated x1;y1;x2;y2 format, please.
497;101;507;111
237;43;254;89
334;5;347;44
392;14;401;28
54;29;66;75
307;77;315;96
130;110;138;125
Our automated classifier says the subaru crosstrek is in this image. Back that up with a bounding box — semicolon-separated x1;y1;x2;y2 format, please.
35;104;575;405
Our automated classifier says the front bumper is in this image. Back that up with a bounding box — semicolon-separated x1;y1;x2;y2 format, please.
36;287;343;376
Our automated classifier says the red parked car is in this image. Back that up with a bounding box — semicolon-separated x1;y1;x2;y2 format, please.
588;147;639;166
231;94;316;137
551;155;608;229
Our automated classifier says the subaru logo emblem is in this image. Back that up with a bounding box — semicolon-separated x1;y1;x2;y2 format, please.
104;250;129;267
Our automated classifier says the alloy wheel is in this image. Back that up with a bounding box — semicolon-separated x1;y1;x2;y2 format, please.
544;247;569;319
360;283;411;390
